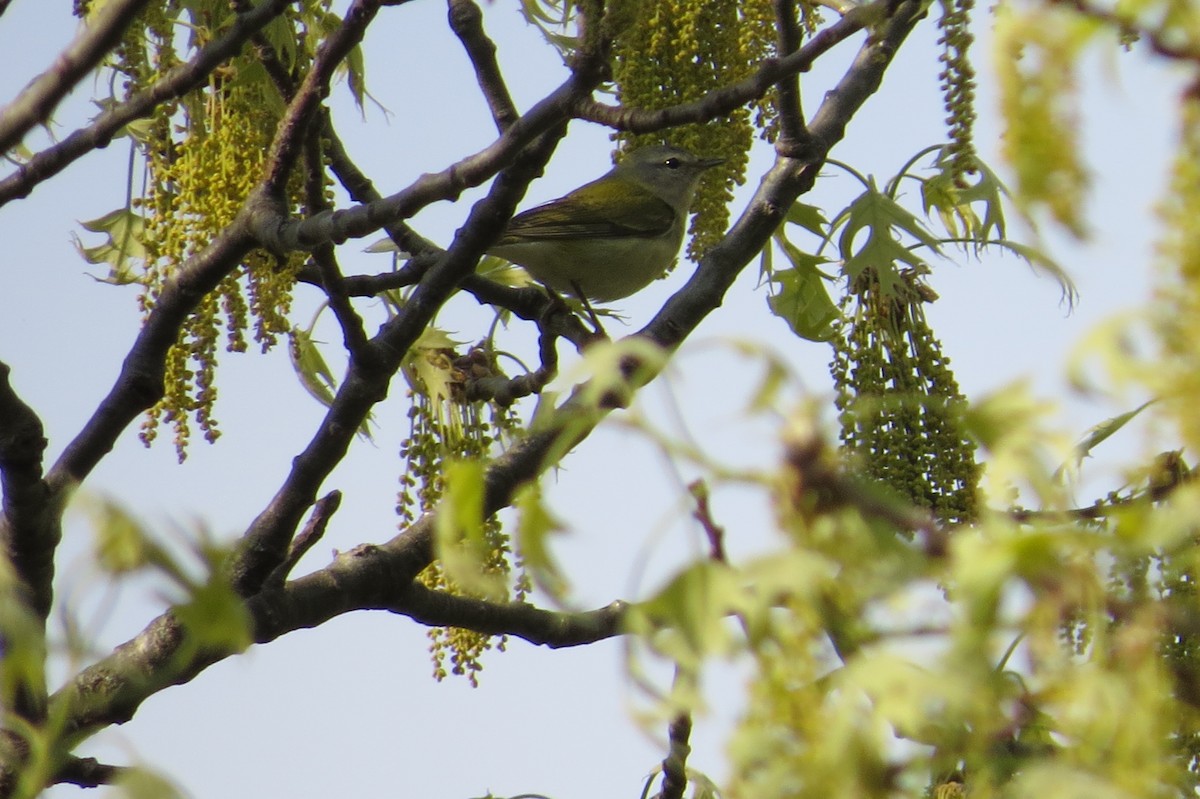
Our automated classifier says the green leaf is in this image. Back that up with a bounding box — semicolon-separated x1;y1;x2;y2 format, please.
89;497;156;574
784;201;830;238
110;768;187;799
990;239;1077;307
289;326;374;440
1057;400;1155;480
172;571;253;654
626;561;744;664
436;459;507;600
515;484;569;601
73;208;146;285
838;183;943;294
922;147;1009;245
765;233;839;342
403;326;467;404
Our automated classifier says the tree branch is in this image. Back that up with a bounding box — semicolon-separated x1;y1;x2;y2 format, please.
264;490;342;589
573;3;867;149
231;127;578;596
0;0;152;156
0;0;296;207
0;362;51;619
772;0;813;152
448;0;519;133
262;0;384;195
659;713;693;799
387;583;625;648
51;757;127;789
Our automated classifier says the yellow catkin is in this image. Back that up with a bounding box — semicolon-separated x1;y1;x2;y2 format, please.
124;15;308;459
609;0;780;259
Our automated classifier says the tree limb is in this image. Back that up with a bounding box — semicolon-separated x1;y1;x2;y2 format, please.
0;0;297;207
448;0;519;133
0;0;152;156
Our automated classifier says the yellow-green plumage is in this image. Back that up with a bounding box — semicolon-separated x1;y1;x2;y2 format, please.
489;145;722;302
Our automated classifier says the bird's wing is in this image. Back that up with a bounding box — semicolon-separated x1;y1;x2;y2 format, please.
497;184;676;243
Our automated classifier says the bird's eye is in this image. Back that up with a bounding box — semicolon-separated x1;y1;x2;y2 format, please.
663;157;681;169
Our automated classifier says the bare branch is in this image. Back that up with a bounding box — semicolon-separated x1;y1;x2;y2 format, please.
448;0;520;133
0;362;50;616
573;4;867;149
659;713;693;799
772;0;812;150
0;0;152;156
52;757;127;789
0;0;297;207
264;491;342;589
387;583;625;648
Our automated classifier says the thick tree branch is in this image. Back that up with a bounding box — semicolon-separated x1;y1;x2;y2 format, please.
385;583;625;648
0;0;152;156
51;422;619;738
0;362;51;618
0;0;296;207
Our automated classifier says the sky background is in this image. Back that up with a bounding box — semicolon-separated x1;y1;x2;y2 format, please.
0;0;1184;797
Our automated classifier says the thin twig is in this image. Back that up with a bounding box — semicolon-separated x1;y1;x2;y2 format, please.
302;123;372;362
573;5;867;145
688;479;727;563
659;712;693;799
772;0;812;150
264;491;342;588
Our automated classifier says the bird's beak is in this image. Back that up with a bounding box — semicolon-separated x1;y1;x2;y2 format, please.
699;157;725;170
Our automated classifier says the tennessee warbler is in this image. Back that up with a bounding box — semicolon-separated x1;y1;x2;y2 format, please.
489;145;723;303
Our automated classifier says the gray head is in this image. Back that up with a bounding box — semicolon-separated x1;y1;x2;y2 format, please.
609;145;724;208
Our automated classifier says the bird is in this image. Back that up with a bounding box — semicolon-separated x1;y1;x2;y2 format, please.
488;144;724;304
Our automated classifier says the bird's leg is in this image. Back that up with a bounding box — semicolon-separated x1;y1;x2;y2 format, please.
570;280;607;339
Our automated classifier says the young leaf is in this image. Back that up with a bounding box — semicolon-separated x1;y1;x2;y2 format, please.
838;184;944;294
435;459;507;600
765;233;839;342
73;208;146;285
